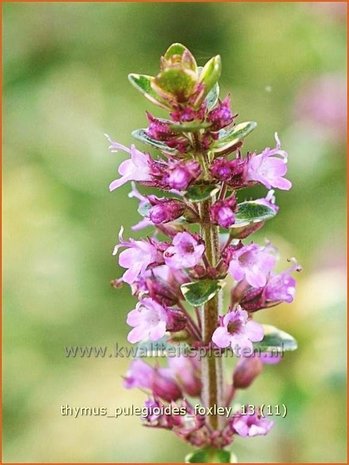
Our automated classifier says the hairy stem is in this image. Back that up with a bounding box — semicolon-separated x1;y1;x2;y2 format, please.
199;198;224;431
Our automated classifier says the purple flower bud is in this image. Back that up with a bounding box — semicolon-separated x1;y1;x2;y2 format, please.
171;106;197;122
152;368;183;402
146;112;174;140
210;158;234;181
144;276;179;307
166;308;188;332
148;198;185;224
210;157;247;187
239;286;265;312
164;160;201;190
124;359;182;402
168;355;202;397
233;357;263;389
210;196;237;228
170;104;205;123
208;95;234;130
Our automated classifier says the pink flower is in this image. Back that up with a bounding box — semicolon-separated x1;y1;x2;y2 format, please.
113;228;163;284
168;355;202;397
106;135;153;191
124;358;154;388
210;195;237;228
264;258;301;304
124;359;182;402
164;232;205;269
228;243;276;288
238;257;300;312
246;133;292;190
231;412;274;437
126;297;168;343
212;307;264;355
132;264;188;307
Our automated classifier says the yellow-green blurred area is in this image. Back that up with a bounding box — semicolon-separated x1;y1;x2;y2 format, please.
3;2;347;462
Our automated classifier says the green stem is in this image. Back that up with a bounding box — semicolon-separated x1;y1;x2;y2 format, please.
199;198;224;431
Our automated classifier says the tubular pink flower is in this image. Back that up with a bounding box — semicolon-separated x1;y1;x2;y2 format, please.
164;232;205;269
264;258;301;303
212;307;264;354
106;135;153;191
246;133;292;190
126;297;168;343
113;228;163;284
231;412;274;437
228;243;276;288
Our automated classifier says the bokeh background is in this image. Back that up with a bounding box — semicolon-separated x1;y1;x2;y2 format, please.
3;2;347;462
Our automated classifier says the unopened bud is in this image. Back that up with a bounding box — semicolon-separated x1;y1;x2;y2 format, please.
149;199;185;224
233;357;263;389
152;369;183;402
166;308;187;332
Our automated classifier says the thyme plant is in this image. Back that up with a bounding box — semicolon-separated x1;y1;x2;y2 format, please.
108;44;300;463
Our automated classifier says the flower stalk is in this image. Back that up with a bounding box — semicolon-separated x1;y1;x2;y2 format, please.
199;197;223;430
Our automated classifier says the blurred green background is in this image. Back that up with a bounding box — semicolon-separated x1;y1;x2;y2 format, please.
3;2;347;462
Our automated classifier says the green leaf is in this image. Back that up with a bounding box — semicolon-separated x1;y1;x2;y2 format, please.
163;43;197;72
205;82;220;110
213;121;257;154
233;200;277;227
181;279;225;306
153;68;197;102
228;221;265;240
198;55;222;99
164;43;188;60
253;324;298;353
128;73;171;109
185;184;220;202
170;121;211;132
132;128;175;152
185;448;232;463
